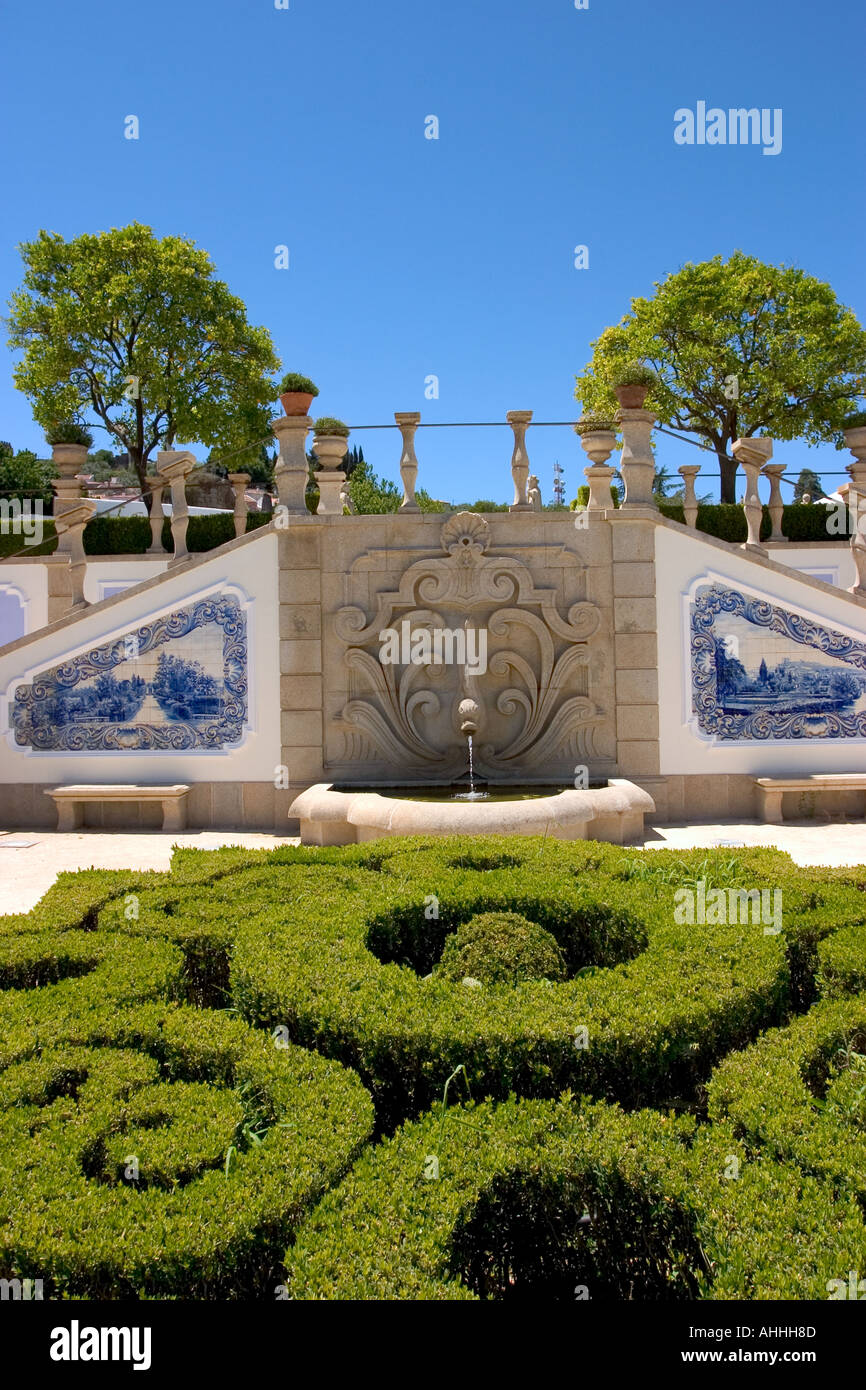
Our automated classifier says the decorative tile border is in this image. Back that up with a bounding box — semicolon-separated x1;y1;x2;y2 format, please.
11;596;247;751
691;583;866;741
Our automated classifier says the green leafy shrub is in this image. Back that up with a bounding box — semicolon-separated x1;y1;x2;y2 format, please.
0;1006;373;1297
45;421;93;447
229;837;791;1126
312;417;350;438
286;1094;866;1300
437;912;567;986
278;373;319;397
611;363;659;389
706;995;866;1207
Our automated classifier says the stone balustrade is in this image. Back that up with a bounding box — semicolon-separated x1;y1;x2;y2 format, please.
228;473;251;539
732;437;772;551
54;499;97;608
157;450;198;566
677;465;700;529
145;476;166;554
843;424;866;597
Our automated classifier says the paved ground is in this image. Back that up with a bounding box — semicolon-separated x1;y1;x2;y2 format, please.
1;820;864;916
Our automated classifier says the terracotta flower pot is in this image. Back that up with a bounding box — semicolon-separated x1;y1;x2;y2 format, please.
613;383;650;409
280;391;315;417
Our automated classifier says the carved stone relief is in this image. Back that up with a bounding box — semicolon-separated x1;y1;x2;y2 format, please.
329;513;608;780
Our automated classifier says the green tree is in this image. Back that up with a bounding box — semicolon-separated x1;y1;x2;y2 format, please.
575;252;866;502
7;223;280;506
0;447;56;502
793;467;825;501
347;456;401;513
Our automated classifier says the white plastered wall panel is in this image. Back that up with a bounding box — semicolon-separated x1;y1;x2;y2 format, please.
656;525;866;777
0;531;280;784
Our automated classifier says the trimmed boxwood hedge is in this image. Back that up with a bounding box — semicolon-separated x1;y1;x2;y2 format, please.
0;1004;373;1298
706;994;866;1207
657;501;850;543
3;835;865;1301
285;1094;866;1300
228;839;793;1125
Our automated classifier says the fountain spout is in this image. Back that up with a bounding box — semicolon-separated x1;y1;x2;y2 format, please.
457;697;480;736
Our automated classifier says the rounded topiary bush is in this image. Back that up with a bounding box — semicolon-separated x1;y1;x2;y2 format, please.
0;1005;373;1298
437;912;566;986
230;837;792;1126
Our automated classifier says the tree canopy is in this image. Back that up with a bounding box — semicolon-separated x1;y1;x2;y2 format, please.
6;223;280;501
575;251;866;502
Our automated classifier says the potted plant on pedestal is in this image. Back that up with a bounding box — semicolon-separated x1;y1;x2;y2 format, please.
46;421;94;477
278;373;319;417
611;363;659;410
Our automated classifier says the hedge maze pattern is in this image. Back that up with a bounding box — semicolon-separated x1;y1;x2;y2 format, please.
1;836;865;1299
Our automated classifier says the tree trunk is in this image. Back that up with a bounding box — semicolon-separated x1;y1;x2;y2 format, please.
719;450;738;505
129;447;151;515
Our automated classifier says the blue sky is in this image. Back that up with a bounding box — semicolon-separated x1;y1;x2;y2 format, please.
0;0;863;503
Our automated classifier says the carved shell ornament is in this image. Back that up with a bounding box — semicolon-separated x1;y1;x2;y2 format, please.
335;513;604;775
440;511;490;558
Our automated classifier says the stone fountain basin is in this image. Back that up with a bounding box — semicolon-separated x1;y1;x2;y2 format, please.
289;780;655;847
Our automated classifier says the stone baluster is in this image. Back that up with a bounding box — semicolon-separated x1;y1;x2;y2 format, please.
507;410;533;511
313;431;349;516
584;465;616;511
395;412;421;511
732;437;772;551
54;499;96;607
843;423;866;596
576;427;617;513
272;414;312;516
763;461;787;542
145;476;166;553
677;465;700;529
228;472;251;539
50;442;88;527
616;407;657;511
157;450;198;566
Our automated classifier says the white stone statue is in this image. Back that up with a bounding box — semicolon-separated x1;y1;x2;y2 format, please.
527;474;542;511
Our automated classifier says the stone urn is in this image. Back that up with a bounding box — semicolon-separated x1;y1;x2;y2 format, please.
842;423;866;463
51;442;89;480
312;432;349;516
575;423;617;467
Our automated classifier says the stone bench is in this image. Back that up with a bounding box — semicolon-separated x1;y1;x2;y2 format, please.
754;775;866;824
46;784;191;832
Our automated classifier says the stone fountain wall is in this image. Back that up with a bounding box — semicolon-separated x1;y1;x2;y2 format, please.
278;508;660;796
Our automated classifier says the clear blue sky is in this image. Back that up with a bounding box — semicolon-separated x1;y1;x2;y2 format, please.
1;0;863;503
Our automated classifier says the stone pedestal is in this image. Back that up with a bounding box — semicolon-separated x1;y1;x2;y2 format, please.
616;409;657;511
732;437;772;552
678;465;700;529
54;499;96;607
50;443;89;526
763;462;787;542
585;465;616;511
228;472;251;539
157;450;198;566
313;435;349;516
145;476;166;553
507;410;533;511
272;415;311;516
395;412;421;511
